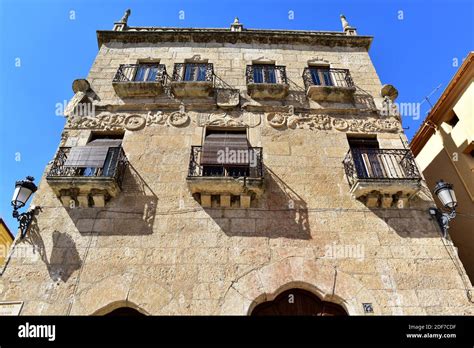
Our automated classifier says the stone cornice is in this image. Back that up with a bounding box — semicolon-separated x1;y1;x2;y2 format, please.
97;28;373;50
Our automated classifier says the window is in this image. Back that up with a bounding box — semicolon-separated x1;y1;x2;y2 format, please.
447;112;459;127
65;133;124;177
252;65;277;84
133;64;161;82
184;63;208;82
201;129;250;177
347;136;384;179
308;66;333;86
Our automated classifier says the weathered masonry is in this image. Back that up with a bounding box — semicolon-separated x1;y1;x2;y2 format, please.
1;11;472;316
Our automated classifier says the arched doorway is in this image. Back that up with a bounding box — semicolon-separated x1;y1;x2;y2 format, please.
105;307;146;316
251;288;347;316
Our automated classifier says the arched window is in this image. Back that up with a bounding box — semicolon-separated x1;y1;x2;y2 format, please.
251;288;347;316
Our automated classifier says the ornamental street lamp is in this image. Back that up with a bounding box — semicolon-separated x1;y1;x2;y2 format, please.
429;180;457;237
11;176;38;239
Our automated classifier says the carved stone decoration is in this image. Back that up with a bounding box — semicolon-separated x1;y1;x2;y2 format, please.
146;111;165;126
66;114;127;131
216;89;240;108
167;106;190;127
60;131;69;147
266;113;287;128
266;112;401;133
124;115;146;130
65;110;399;133
197;113;261;128
66;108;190;131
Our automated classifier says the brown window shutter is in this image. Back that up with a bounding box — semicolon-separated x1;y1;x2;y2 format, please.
201;132;249;165
86;139;123;147
64;146;110;168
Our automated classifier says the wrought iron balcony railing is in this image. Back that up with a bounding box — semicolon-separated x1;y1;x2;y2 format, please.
47;147;127;188
113;64;168;84
343;148;421;186
302;67;354;90
246;65;288;84
172;63;214;82
187;146;263;179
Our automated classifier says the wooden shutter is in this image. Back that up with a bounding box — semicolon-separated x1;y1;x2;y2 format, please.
201;131;249;165
64;139;122;168
64;146;110;168
86;139;122;147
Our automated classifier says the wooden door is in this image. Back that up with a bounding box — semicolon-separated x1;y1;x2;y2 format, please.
251;289;347;316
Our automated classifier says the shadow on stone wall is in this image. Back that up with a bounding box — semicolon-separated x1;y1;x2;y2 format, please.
26;222;82;282
366;188;441;239
204;166;311;239
66;164;158;235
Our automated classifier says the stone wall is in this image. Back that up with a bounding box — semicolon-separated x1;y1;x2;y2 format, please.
0;35;473;316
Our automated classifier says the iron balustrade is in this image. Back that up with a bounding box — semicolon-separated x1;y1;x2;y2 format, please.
172;63;214;82
47;147;127;188
343;148;421;186
302;67;354;90
113;64;168;84
246;65;288;84
188;146;263;179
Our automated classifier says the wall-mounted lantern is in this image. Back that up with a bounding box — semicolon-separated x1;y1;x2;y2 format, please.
429;180;457;237
11;176;38;239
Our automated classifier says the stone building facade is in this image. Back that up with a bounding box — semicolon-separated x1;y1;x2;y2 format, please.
0;11;473;315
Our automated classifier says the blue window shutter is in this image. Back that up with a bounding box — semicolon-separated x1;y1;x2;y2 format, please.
310;68;321;85
253;66;263;83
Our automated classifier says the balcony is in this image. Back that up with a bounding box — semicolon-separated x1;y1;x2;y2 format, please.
186;146;264;208
303;67;356;102
246;65;289;99
112;64;167;97
343;148;422;208
46;147;127;207
170;63;214;98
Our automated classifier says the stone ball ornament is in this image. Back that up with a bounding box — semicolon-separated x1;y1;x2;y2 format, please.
381;84;399;102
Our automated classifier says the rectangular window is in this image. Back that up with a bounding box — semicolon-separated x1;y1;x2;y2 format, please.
64;134;124;177
253;65;277;84
184;63;208;82
133;64;160;82
447;112;459;127
309;67;333;86
347;136;384;179
201;129;250;177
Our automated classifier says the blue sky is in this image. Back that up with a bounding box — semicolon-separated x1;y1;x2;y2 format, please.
0;0;472;234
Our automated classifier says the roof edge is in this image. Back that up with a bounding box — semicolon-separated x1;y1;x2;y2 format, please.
96;28;373;50
410;52;474;156
0;218;14;241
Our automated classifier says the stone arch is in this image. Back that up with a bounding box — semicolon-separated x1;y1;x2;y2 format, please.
247;281;348;315
92;300;149;316
70;273;172;315
219;256;380;315
250;287;348;315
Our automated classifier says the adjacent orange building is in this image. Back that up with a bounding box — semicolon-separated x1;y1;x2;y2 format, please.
0;219;14;266
411;52;474;283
